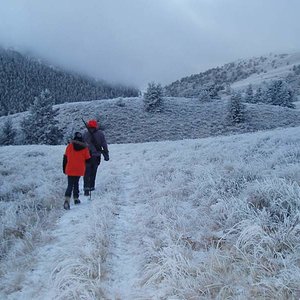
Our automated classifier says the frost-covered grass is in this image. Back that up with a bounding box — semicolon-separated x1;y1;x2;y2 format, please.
0;145;64;295
294;100;300;110
0;147;65;275
131;126;300;299
225;52;300;91
1;96;300;145
43;180;117;300
56;97;300;145
1;126;300;299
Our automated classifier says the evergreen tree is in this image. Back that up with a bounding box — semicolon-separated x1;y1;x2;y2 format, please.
21;89;63;144
276;81;296;108
0;117;16;145
263;80;296;108
143;82;163;112
198;89;212;102
254;87;263;103
224;84;232;95
283;89;296;108
244;84;254;103
227;92;245;124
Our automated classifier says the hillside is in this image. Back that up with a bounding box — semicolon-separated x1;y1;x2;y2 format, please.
2;96;300;146
0;48;139;115
164;52;300;97
0;126;299;299
56;97;300;145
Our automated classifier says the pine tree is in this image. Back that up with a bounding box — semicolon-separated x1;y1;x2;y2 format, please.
254;87;263;103
276;81;296;108
244;84;254;103
224;84;232;96
198;89;212;102
143;82;163;112
263;80;296;108
21;89;63;144
0;117;16;145
262;83;274;105
227;92;245;124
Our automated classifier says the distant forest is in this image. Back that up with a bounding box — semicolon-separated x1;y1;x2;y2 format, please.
0;48;140;115
163;56;270;98
164;53;300;98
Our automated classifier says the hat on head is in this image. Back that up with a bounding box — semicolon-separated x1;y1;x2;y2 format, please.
87;119;98;128
73;131;83;142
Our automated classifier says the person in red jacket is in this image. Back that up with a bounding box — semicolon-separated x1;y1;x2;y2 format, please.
63;132;91;210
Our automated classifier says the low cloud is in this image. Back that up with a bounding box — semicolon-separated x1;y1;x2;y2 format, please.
0;0;300;88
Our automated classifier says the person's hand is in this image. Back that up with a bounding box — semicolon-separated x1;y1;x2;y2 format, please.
103;152;109;161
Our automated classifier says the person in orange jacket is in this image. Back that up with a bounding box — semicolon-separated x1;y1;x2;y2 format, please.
63;132;91;210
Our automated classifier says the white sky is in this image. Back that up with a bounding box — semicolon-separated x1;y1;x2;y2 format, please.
0;0;300;88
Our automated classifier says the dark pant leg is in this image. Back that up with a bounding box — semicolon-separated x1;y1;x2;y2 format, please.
72;176;80;198
84;161;92;191
65;176;74;197
84;156;100;190
90;158;99;189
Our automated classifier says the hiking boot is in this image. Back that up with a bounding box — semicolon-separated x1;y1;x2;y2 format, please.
84;190;90;196
74;198;81;205
64;197;70;210
63;201;70;210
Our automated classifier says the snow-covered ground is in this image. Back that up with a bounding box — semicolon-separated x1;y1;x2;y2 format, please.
232;52;300;90
2;96;300;146
1;126;300;299
294;100;300;110
232;63;294;90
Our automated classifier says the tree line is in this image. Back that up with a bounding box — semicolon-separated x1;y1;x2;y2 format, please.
242;80;296;108
0;80;298;145
0;48;139;116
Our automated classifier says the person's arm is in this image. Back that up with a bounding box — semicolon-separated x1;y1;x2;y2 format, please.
100;132;109;161
63;155;67;174
63;144;70;174
84;147;91;163
95;131;109;160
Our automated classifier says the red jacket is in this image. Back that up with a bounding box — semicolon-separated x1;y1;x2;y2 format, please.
64;141;90;176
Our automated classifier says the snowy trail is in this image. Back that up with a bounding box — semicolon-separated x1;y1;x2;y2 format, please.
5;154;153;299
109;163;152;300
7;200;94;300
108;164;143;299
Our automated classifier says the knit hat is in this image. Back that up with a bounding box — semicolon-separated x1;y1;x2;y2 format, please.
73;131;83;142
87;119;98;128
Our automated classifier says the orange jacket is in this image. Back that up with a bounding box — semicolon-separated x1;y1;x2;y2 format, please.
64;141;91;176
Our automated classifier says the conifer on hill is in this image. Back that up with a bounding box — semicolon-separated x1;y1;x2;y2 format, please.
244;84;254;103
198;89;212;102
0;117;16;145
21;89;63;145
227;91;245;124
143;82;163;112
254;87;263;103
263;80;296;108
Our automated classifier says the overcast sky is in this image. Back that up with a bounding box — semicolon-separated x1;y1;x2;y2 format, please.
1;0;300;88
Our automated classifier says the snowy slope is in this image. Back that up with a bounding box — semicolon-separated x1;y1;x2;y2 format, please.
232;53;300;90
1;126;300;299
164;52;300;97
1;96;300;145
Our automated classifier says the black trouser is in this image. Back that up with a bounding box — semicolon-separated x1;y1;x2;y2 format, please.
65;176;80;198
84;156;100;191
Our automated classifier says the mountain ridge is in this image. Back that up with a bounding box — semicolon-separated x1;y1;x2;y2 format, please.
0;47;140;115
164;52;300;97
